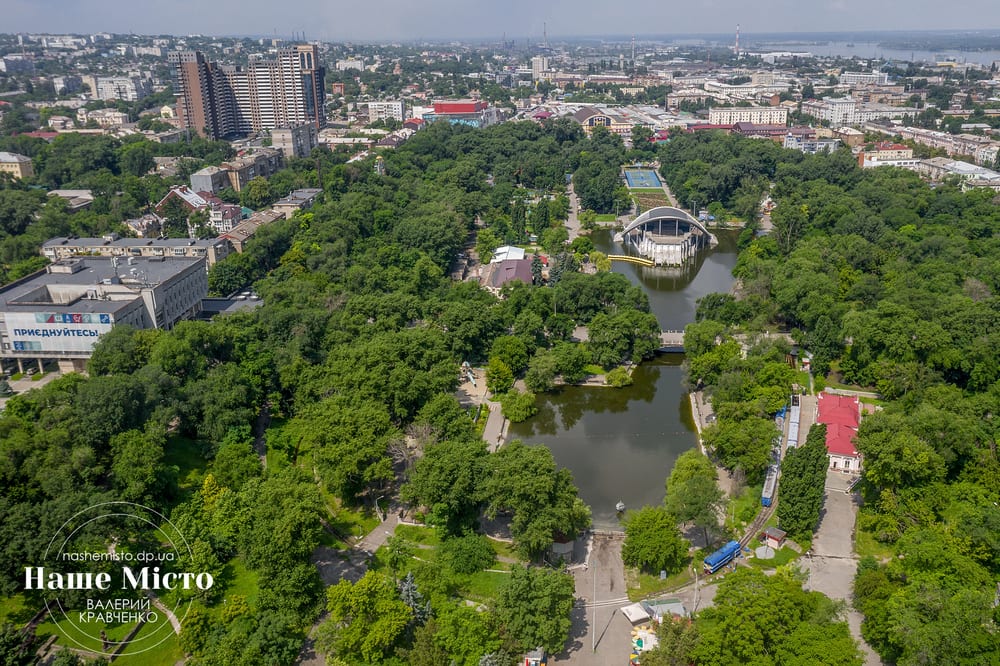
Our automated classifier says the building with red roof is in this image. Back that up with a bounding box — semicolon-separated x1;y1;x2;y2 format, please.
816;393;862;472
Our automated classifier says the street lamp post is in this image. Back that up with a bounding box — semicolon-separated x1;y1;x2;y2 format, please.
592;553;597;652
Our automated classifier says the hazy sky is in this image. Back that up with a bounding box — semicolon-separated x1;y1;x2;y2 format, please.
6;0;1000;41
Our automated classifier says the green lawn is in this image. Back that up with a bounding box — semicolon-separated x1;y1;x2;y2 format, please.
32;604;182;665
594;214;617;222
463;570;511;602
218;558;259;608
582;364;605;376
724;483;763;534
34;605;150;654
372;525;523;603
748;546;799;569
625;565;693;601
490;538;519;562
395;524;441;547
855;529;894;560
328;501;379;540
113;621;184;666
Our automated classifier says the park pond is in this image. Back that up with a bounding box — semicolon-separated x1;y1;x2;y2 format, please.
508;229;740;528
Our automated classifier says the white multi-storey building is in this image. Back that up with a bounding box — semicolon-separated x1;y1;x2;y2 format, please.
840;71;890;86
367;100;406;122
708;106;788;125
531;56;550;82
94;76;152;101
802;97;858;126
336;58;365;71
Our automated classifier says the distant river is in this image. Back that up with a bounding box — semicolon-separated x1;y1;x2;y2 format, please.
750;40;1000;65
508;230;740;528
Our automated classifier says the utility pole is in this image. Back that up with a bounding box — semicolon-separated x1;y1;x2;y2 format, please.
592;553;597;652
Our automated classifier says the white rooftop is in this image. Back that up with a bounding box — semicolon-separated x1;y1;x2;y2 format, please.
491;245;526;263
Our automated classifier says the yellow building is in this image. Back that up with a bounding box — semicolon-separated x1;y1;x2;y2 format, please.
0;152;33;180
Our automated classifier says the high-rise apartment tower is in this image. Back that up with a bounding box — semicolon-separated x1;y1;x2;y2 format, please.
169;46;325;140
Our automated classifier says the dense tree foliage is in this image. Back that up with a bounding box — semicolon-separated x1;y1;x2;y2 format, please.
0;118;661;664
665;449;724;547
777;424;829;540
621;505;688;574
693;568;862;665
492;565;575;655
676;131;1000;665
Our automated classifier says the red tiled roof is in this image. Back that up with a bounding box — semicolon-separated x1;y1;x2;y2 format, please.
825;423;859;457
817;393;861;458
20;130;59;141
688;124;733;132
817;393;860;428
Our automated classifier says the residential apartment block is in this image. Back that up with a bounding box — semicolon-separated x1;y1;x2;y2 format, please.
708;106;788;126
94;76;152;102
783;134;841;154
802;97;918;127
41;235;231;267
169;46;325;140
839;71;890;86
271;124;319;158
0;152;34;180
367;100;406;123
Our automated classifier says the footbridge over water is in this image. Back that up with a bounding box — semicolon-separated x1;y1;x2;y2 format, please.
658;330;685;352
614;206;718;267
574;326;686;352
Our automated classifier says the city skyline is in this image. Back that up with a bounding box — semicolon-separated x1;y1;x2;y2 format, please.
5;0;1000;41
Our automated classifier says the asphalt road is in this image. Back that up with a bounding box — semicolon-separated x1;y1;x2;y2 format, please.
800;471;882;666
554;534;633;665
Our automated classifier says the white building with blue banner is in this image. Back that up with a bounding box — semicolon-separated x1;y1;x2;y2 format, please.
0;256;206;374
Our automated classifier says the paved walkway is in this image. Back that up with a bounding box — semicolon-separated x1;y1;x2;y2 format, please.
0;371;62;411
565;184;583;242
660;179;679;208
297;505;403;665
799;472;881;665
555;534;632;665
144;592;181;635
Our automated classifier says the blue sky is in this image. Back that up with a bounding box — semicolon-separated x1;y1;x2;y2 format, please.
5;0;1000;41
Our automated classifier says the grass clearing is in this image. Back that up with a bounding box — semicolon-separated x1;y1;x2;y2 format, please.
219;558;260;608
489;538;519;562
748;546;799;569
35;609;148;655
113;623;184;666
724;483;763;534
594;213;617;222
582;364;605;376
463;570;511;602
329;501;379;540
626;565;693;601
855;529;894;560
395;524;441;547
372;526;523;604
